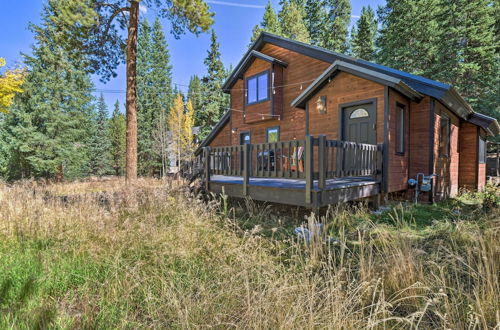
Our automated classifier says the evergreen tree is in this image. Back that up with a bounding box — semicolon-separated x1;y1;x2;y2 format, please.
109;100;126;176
136;18;173;176
376;0;440;77
323;0;351;52
89;94;112;176
251;1;282;42
199;29;228;139
187;75;204;127
3;2;94;180
351;6;377;60
435;0;497;116
304;0;327;46
54;0;213;181
279;0;310;42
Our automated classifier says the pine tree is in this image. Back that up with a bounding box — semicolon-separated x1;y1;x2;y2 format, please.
323;0;351;52
89;94;112;176
304;0;327;46
136;18;173;176
54;0;213;181
376;0;440;77
351;6;377;61
199;29;229;139
251;1;282;42
187;75;204;127
435;0;497;114
279;0;310;42
109;100;126;176
3;2;94;180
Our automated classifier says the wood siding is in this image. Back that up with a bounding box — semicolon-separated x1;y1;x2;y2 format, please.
387;89;410;192
433;102;460;199
306;72;385;143
229;43;331;145
458;122;478;190
408;96;432;182
208;120;231;147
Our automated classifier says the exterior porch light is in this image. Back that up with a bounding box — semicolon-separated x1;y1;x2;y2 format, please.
316;96;327;115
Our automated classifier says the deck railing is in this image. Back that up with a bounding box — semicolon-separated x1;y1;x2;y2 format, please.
201;135;384;196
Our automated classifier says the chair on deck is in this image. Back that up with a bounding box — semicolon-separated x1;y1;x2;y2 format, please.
282;146;304;172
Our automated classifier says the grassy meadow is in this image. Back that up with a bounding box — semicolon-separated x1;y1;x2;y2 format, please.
0;178;498;329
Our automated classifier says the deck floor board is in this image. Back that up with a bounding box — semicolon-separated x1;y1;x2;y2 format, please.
210;175;378;191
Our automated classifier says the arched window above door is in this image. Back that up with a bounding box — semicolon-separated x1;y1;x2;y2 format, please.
350;108;369;119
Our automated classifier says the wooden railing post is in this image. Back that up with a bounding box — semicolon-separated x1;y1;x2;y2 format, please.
243;144;250;196
376;143;384;186
305;135;314;205
318;135;326;191
204;146;211;191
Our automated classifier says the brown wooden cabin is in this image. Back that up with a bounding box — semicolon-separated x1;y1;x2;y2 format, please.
195;32;499;209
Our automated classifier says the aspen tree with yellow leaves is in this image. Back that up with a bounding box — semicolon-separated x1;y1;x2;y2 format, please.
168;94;196;172
0;58;25;113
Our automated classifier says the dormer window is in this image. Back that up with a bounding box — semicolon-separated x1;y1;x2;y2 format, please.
246;71;269;105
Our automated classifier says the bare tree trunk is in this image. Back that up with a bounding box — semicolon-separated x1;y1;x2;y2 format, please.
125;0;139;182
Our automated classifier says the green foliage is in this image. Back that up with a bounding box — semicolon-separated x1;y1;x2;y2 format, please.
2;2;94;180
323;0;351;52
376;0;442;78
88;94;112;176
137;18;173;176
376;0;498;127
304;0;328;46
351;6;377;60
278;0;310;43
188;75;204;127
108;100;126;176
197;30;229;140
250;1;282;43
434;0;497;119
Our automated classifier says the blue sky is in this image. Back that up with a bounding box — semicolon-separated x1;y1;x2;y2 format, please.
0;0;385;113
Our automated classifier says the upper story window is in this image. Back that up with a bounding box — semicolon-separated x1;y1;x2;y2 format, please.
396;104;406;155
478;137;486;164
439;114;451;157
246;71;269;105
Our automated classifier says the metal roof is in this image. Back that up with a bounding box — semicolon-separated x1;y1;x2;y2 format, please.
223;32;478;121
468;113;500;136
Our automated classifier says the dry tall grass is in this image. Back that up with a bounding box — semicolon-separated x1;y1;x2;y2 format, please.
0;178;498;328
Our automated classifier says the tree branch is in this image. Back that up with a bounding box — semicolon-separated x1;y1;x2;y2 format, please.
103;6;130;37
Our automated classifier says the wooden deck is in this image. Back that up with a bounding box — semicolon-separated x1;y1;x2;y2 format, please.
200;136;384;209
209;175;380;208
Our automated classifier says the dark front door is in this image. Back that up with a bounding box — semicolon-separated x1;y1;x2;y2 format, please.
342;103;376;144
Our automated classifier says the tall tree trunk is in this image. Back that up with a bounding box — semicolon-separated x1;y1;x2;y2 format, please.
126;0;139;181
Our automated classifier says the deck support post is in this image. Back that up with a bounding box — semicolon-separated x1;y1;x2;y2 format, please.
318;135;326;190
204;147;211;191
305;135;314;206
243;144;250;196
376;143;384;206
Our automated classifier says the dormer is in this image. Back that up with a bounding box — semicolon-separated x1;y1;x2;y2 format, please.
223;50;287;124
